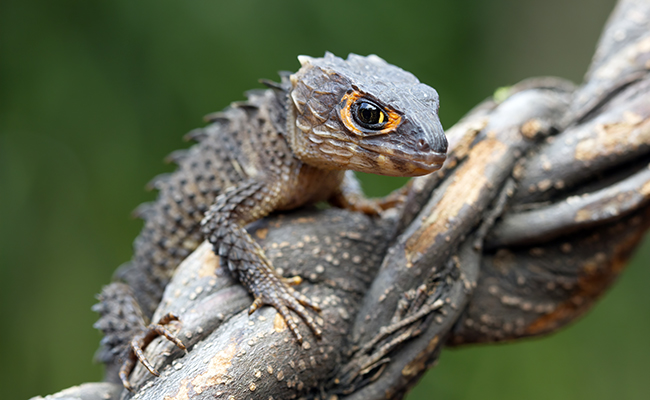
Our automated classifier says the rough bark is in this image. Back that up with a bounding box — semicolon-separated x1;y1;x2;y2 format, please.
33;0;650;399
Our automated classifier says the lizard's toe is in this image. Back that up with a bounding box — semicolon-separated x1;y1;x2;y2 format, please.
120;312;185;391
275;302;304;344
287;299;322;338
291;289;321;312
282;275;303;286
251;279;322;342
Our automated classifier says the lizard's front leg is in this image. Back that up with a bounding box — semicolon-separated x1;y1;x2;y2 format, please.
201;179;322;343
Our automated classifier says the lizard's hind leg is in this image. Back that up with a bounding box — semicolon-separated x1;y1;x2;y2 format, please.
94;283;186;391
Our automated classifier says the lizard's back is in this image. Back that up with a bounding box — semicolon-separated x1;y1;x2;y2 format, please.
117;84;291;318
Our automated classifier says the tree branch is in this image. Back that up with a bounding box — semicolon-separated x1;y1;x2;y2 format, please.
33;1;650;399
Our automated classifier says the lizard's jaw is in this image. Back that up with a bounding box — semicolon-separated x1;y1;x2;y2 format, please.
355;139;447;177
402;151;447;175
357;138;447;176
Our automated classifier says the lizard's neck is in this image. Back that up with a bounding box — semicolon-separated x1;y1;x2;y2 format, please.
256;86;345;211
275;164;345;211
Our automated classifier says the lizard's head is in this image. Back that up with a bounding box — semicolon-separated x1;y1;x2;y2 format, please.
286;52;447;177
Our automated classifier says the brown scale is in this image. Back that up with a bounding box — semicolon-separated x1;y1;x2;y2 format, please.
95;52;448;391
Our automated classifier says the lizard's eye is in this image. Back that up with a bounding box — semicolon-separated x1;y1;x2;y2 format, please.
352;100;388;130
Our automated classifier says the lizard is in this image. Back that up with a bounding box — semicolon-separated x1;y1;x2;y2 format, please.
93;52;447;391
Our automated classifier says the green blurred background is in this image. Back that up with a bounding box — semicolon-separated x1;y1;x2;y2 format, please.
1;0;648;399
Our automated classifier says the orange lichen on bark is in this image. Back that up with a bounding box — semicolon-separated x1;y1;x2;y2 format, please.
197;243;220;278
445;117;487;159
163;379;191;400
190;342;238;394
273;312;288;333
575;112;650;161
406;138;508;257
525;223;647;336
294;216;317;224
593;36;650;80
255;228;269;240
574;189;635;223
520;118;542;139
401;335;440;378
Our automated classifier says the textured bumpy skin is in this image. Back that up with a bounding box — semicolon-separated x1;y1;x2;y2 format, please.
94;52;447;390
288;54;446;175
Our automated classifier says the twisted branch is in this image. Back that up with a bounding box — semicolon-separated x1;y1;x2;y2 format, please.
35;1;650;399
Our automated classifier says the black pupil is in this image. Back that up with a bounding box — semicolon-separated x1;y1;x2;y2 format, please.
356;102;384;127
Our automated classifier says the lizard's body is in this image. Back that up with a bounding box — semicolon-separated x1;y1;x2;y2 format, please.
94;53;447;390
117;85;343;320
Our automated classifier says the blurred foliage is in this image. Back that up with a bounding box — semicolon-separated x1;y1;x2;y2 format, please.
1;0;647;399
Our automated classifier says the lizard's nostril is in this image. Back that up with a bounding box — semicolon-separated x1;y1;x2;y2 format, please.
417;138;430;152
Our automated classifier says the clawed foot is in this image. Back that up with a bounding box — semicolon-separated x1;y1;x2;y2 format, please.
249;275;322;344
119;312;186;392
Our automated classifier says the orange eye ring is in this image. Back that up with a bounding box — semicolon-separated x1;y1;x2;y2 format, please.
339;91;402;135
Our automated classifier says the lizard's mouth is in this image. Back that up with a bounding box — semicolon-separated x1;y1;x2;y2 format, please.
357;141;447;177
401;151;447;175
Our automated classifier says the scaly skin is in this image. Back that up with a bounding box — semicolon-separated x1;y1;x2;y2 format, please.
94;52;447;391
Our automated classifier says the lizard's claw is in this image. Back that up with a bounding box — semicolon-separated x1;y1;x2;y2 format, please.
249;277;322;343
119;312;186;392
349;200;384;217
282;275;303;286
